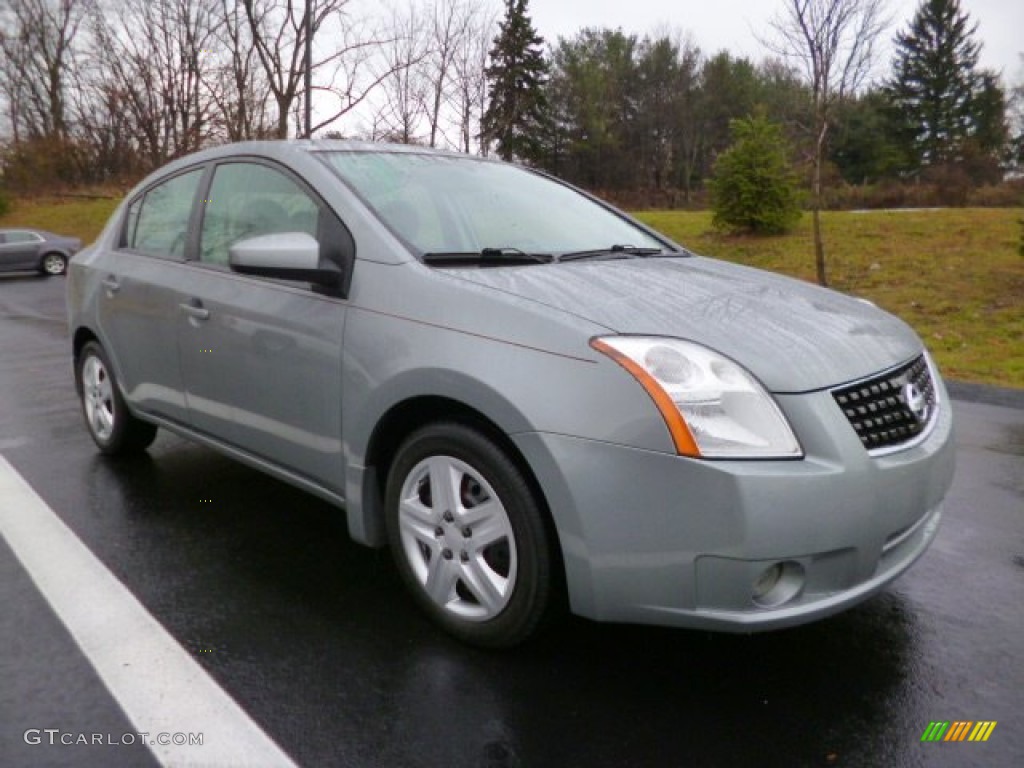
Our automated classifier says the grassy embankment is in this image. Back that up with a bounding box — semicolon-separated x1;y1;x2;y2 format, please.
636;209;1022;389
2;197;1020;388
1;196;121;244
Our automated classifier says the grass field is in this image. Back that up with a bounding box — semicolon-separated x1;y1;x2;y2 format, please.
636;209;1023;389
2;197;1020;388
1;196;120;244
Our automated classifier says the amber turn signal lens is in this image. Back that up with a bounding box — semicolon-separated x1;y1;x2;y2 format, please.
591;338;701;457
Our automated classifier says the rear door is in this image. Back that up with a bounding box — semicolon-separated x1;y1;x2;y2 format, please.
177;160;349;490
94;168;205;425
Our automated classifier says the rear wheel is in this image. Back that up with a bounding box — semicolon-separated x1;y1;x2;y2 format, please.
77;341;157;455
40;252;67;276
385;422;553;648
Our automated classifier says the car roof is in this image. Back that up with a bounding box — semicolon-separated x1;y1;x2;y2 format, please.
130;140;497;192
214;138;472;157
0;228;60;238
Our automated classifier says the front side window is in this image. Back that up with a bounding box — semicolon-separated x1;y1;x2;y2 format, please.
130;169;203;258
199;162;320;266
320;151;667;257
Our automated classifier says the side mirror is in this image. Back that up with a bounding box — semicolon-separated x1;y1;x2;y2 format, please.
229;232;341;288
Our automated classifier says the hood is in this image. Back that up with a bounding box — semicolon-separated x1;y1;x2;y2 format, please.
446;256;922;393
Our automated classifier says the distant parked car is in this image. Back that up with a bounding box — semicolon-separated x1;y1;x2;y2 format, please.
67;141;955;647
0;228;82;276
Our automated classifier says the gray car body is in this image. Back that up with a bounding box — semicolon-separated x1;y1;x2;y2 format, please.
0;228;81;273
67;141;955;631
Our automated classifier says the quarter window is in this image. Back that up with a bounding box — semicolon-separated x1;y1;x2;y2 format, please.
199;163;320;266
129;170;203;258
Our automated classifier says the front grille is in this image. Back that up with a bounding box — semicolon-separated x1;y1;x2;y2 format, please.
832;354;938;454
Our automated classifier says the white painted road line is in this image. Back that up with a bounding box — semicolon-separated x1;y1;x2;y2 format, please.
0;455;300;768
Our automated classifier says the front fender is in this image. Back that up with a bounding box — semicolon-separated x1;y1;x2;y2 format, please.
338;299;678;545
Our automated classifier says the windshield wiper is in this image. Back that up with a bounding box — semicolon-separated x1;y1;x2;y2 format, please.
558;244;664;262
422;247;553;266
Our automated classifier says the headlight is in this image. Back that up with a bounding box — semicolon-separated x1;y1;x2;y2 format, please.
591;337;802;459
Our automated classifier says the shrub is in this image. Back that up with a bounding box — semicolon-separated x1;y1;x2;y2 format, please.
710;113;801;235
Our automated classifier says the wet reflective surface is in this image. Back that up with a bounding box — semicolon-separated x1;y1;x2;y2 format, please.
2;275;1022;767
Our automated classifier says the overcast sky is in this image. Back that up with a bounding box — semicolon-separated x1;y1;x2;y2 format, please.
528;0;1024;84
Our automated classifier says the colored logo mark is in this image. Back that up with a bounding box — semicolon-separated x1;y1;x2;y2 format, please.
921;721;997;742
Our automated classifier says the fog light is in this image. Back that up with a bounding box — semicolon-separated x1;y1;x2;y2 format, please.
751;561;805;608
753;564;783;598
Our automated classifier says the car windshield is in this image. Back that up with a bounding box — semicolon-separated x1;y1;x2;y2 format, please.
319;151;667;260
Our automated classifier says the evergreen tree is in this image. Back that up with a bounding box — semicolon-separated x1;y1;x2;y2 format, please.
481;0;549;162
544;28;639;187
970;72;1010;156
710;112;801;236
887;0;1006;171
698;53;762;174
830;90;906;184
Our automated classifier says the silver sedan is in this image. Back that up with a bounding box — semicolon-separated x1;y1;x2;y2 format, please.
0;228;81;276
67;141;954;647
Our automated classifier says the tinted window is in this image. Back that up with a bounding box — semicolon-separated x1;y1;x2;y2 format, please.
199;163;319;266
131;169;202;258
5;231;43;244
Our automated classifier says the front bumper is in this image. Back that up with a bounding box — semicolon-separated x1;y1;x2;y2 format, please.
512;383;955;631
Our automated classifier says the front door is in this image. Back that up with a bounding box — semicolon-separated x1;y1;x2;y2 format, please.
177;161;347;490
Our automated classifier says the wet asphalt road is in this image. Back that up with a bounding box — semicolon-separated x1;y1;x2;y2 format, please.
1;274;1022;768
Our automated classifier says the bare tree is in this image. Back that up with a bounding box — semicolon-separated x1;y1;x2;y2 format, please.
309;15;416;136
764;0;889;286
424;0;470;147
67;26;140;181
88;0;219;168
207;0;274;141
242;0;331;138
376;0;430;143
242;0;405;138
0;0;89;141
368;0;495;150
450;2;496;154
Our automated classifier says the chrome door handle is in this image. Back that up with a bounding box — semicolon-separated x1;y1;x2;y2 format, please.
179;300;210;321
102;276;120;294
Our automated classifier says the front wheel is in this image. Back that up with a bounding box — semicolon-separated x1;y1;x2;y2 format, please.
385;423;553;648
77;341;158;455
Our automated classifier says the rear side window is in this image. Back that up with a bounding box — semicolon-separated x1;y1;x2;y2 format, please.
4;231;43;244
126;169;202;258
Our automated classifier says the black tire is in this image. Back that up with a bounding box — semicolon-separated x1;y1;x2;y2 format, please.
384;422;553;648
40;252;67;276
77;341;158;455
